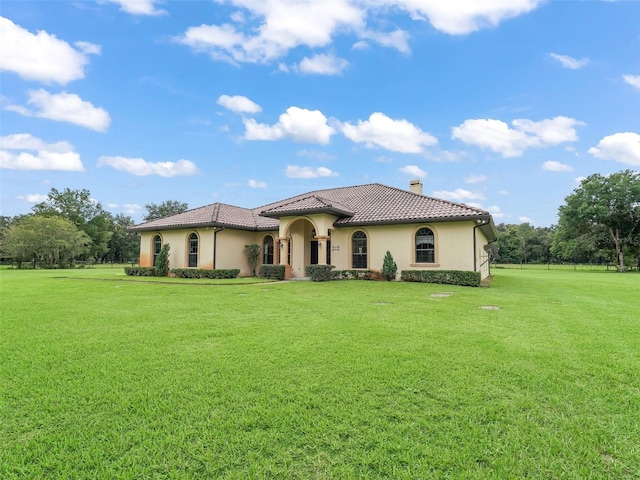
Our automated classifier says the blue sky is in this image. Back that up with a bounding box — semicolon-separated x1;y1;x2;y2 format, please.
1;0;639;227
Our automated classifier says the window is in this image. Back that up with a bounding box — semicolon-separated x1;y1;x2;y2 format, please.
263;236;274;265
188;233;198;267
352;231;367;268
415;227;435;263
152;235;162;266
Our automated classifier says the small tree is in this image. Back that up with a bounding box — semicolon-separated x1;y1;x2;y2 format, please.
244;243;261;276
381;251;397;281
155;243;170;277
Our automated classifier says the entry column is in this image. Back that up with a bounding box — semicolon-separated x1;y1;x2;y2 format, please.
316;236;329;266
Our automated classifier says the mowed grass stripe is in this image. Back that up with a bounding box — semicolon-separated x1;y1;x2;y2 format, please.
1;268;638;478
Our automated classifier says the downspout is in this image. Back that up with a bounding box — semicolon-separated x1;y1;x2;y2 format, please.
473;219;487;272
213;227;224;269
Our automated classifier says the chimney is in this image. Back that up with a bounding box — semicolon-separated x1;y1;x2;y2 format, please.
409;179;423;195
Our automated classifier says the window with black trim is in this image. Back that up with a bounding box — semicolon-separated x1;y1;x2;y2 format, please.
263;235;274;265
188;233;198;267
153;235;162;266
352;231;367;268
415;227;435;263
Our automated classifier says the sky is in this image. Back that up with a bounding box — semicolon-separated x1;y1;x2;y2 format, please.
1;0;639;227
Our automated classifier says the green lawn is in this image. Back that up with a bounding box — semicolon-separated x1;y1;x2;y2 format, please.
1;268;638;478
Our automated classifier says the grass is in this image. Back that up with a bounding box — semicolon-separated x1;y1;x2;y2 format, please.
1;267;638;478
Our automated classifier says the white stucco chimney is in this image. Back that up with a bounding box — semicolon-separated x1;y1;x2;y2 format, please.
409;179;423;195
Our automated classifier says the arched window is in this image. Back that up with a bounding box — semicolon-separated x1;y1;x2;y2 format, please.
263;235;274;265
415;227;435;263
153;235;162;266
352;231;367;269
188;233;198;267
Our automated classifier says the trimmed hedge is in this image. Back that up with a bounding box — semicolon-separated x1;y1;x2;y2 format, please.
124;267;156;276
170;268;240;279
401;270;481;287
259;265;286;280
305;265;383;281
332;269;382;281
305;265;335;281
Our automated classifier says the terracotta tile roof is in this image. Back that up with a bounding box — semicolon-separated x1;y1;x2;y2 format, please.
260;195;354;218
130;183;494;235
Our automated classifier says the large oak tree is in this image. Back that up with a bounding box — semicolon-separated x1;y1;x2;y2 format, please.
552;170;640;271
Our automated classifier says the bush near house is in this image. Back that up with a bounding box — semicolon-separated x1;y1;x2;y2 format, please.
170;268;240;279
306;265;384;281
124;267;156;276
306;265;335;281
259;265;286;280
381;251;398;281
401;270;481;287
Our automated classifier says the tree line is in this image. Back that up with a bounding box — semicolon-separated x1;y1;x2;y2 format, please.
494;170;640;271
1;170;638;270
0;189;187;268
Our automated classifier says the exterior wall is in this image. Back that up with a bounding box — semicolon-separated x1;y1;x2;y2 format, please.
137;228;279;276
138;219;492;279
328;220;489;278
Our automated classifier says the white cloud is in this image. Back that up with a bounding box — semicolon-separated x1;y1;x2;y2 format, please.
7;89;111;132
217;94;262;113
465;174;487;184
0;133;84;171
487;205;505;218
97;156;199;176
104;0;166;16
542;160;573;172
175;1;540;65
391;0;543;35
431;188;485;202
248;179;267;188
298;53;349;75
0;16;99;85
549;53;590;69
622;74;640;90
519;216;533;224
75;41;102;56
399;165;427;178
587;132;640;166
17;193;49;203
285;165;338;179
360;28;410;53
342;112;437;153
175;1;363;63
452;116;584;157
244;106;335;144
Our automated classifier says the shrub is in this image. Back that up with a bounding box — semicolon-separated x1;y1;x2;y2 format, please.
401;270;481;287
306;265;335;281
381;251;398;281
259;265;286;280
155;244;170;277
124;266;156;276
170;268;240;279
244;244;261;276
331;269;380;280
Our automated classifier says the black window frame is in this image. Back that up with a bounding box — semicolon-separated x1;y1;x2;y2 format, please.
188;232;198;268
415;227;435;263
352;231;368;269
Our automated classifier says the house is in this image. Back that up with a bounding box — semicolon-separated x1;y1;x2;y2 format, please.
129;180;497;280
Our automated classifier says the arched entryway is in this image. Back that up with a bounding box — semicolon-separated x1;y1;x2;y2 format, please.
280;218;328;278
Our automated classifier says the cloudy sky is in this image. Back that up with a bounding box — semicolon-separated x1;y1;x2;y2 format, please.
1;0;639;226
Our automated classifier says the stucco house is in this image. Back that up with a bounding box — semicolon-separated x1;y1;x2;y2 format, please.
129;180;497;280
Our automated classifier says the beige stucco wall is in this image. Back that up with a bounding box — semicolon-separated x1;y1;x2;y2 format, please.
138;228;279;276
328;221;484;275
138;218;492;279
